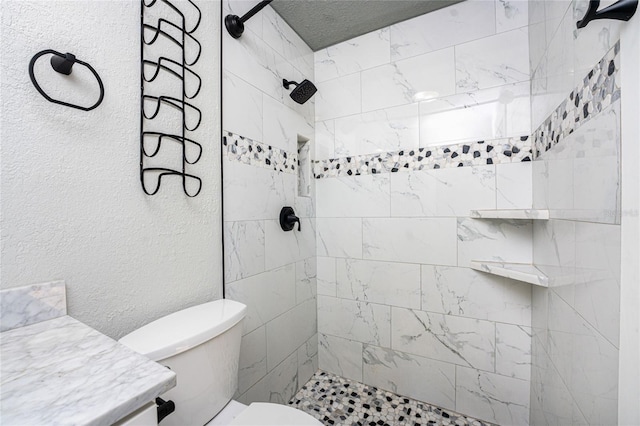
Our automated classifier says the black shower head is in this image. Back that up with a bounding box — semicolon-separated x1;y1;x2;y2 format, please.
283;79;317;104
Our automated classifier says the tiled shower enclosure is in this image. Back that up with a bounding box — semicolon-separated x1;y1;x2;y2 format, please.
221;0;626;424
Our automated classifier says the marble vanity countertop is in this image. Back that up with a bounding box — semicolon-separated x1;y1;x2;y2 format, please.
0;315;176;425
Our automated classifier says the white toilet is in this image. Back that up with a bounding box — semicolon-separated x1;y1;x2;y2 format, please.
119;300;321;426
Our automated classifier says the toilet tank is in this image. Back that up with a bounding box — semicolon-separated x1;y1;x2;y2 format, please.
119;300;247;426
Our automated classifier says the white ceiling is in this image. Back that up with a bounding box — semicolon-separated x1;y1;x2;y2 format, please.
270;0;465;51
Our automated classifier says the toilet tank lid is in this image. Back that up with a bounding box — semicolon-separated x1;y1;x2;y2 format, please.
118;299;247;361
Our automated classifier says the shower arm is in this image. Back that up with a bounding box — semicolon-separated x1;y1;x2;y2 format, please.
225;0;273;38
239;0;273;23
282;79;299;89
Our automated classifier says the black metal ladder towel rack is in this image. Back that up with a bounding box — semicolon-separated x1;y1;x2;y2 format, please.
140;0;203;197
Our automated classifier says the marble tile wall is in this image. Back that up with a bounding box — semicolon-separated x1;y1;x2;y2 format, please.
314;0;531;160
222;0;316;405
528;1;623;425
223;0;624;423
314;3;533;424
529;0;622;130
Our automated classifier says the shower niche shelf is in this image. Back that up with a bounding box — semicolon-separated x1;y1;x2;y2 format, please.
470;260;549;287
470;209;550;220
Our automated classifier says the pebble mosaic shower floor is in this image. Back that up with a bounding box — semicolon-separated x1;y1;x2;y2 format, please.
290;371;495;426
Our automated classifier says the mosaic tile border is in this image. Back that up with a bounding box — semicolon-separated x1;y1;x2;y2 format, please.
533;41;620;157
223;42;618;179
223;131;297;174
290;370;494;426
313;136;532;179
312;42;620;179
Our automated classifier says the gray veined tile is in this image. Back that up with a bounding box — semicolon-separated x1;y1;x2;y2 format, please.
496;0;529;33
495;324;532;381
223;25;289;103
391;308;496;372
293;180;315;220
496;162;533;209
314;120;335;160
223;159;295;222
266;298;317;370
315;28;390;83
533;219;576;305
225;264;296;335
238;326;267;395
317;295;390;347
316;174;390;218
529;339;574;426
318;333;363;382
455;28;530;93
336;258;421;309
316;256;337;297
315;73;361;121
363;345;456;411
528;20;547;74
295;257;317;304
264;218;315;270
316;218;362;259
455;366;530;425
419;81;530;146
421;265;532;326
297;334;318;385
242;351;299;405
363;217;457;266
390;0;496;61
263;95;313;153
542;292;620;425
262;6;314;78
533;101;621;223
362;48;456;112
223;71;263;143
573;221;621;347
390;165;496;217
457;217;533;265
223;220;265;282
568;316;619;424
334;103;419;158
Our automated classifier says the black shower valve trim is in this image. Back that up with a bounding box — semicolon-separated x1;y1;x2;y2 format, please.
280;207;301;232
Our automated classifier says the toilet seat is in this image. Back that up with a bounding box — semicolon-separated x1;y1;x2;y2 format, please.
229;402;322;425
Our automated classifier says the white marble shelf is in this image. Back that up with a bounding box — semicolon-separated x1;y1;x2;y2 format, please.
470;260;549;287
470;209;550;219
0;315;176;425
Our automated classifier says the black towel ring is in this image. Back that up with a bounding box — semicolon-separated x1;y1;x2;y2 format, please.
28;49;105;111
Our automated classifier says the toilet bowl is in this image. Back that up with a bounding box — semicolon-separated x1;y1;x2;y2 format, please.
119;300;320;426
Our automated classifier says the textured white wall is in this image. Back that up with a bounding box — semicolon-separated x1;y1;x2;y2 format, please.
0;0;222;339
